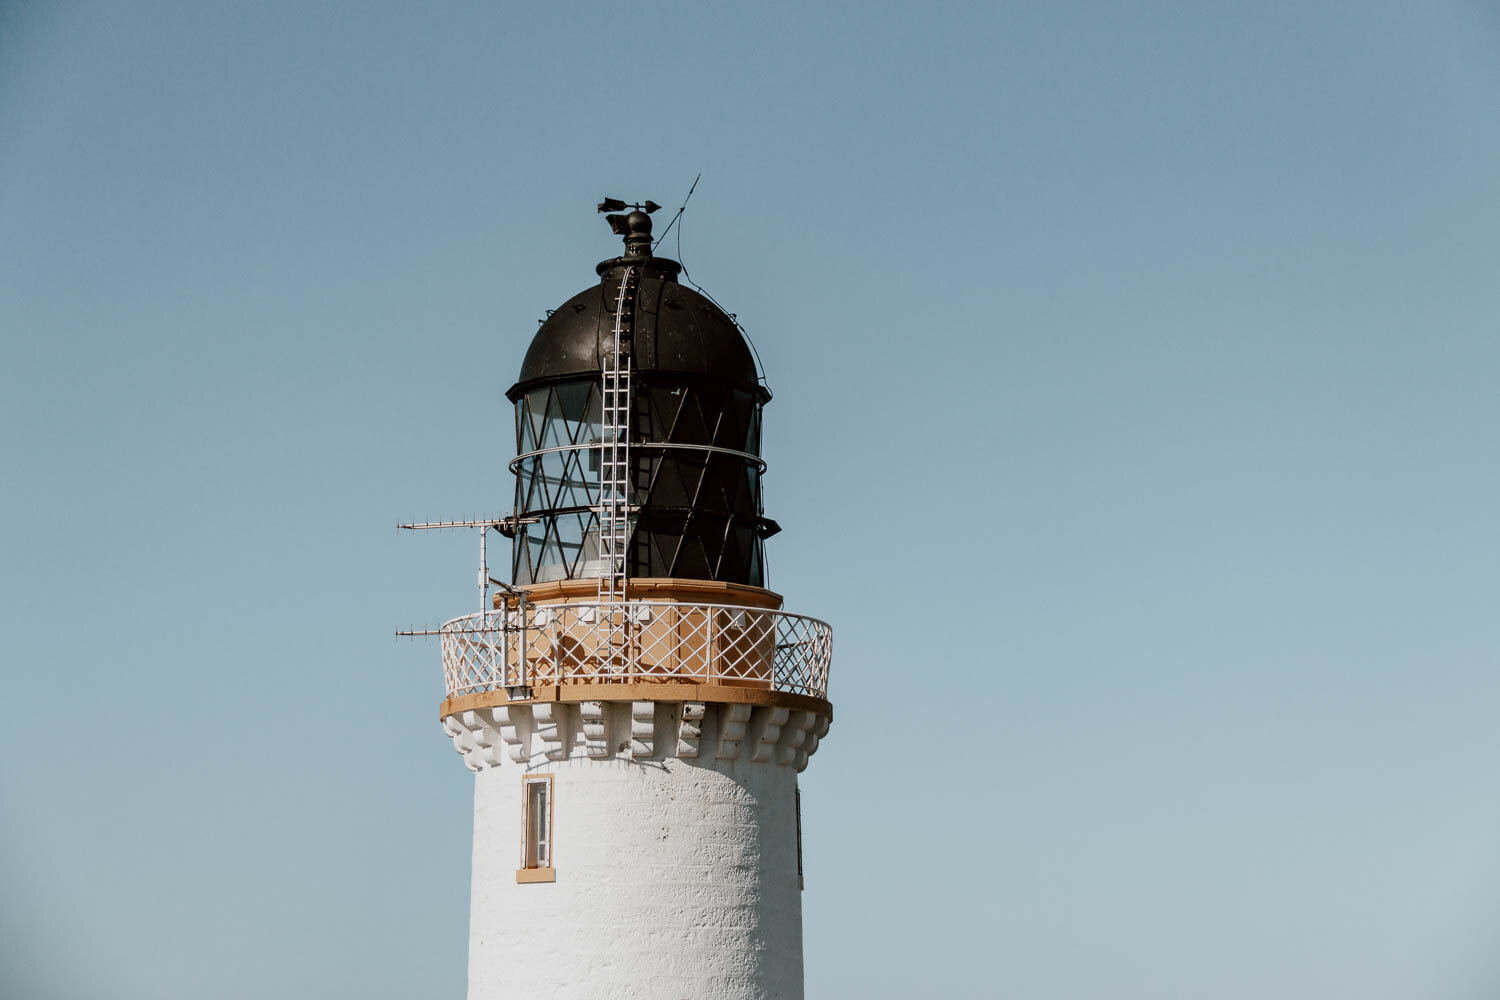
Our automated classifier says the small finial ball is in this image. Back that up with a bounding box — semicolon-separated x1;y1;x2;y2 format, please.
625;210;652;238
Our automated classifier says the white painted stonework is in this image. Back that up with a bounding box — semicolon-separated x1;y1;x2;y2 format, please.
445;700;830;1000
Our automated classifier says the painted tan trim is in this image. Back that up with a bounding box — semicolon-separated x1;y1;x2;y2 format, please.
493;577;784;610
442;684;831;723
514;867;556;884
521;773;555;871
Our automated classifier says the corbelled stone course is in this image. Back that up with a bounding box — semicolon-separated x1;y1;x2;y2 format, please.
445;701;830;773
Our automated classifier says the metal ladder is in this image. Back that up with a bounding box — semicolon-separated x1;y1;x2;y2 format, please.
597;267;637;658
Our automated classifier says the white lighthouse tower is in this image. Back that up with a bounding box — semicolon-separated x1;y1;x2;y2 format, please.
403;201;834;999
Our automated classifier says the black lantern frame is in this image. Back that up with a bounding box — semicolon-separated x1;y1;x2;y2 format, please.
509;374;776;586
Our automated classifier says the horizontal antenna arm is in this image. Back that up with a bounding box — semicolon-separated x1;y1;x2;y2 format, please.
398;515;541;533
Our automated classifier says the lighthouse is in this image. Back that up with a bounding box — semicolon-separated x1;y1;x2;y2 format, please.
407;201;834;999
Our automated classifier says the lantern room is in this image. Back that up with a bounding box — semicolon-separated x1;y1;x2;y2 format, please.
504;209;779;587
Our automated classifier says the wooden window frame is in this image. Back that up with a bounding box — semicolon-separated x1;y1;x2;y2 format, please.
517;773;556;883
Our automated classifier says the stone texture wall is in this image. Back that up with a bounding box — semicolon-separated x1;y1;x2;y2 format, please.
461;700;820;1000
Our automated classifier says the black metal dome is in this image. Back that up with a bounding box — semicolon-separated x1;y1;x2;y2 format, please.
505;205;776;587
507;256;764;401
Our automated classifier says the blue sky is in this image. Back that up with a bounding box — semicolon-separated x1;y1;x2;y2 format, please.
3;2;1500;997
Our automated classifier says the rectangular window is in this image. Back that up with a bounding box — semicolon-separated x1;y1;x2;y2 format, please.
520;775;555;880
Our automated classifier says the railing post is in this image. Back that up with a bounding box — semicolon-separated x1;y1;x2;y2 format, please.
707;608;718;685
626;606;636;680
441;626;453;695
551;610;562;683
593;604;602;679
672;605;681;677
518;593;530;688
500;604;510;689
772;614;784;691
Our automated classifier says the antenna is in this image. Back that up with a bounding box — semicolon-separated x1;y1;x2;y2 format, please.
652;174;770;393
398;514;539;616
652;173;699;251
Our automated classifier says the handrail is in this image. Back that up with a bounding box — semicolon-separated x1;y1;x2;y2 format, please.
438;599;832;701
509;441;768;475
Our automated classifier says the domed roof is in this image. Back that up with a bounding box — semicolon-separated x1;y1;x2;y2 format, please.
507;249;764;402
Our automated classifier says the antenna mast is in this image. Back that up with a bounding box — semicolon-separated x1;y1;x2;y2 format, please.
397;516;536;616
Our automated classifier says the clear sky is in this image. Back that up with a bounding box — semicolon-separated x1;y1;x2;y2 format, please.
3;2;1500;997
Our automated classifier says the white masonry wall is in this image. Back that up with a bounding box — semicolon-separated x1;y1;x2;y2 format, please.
452;699;826;1000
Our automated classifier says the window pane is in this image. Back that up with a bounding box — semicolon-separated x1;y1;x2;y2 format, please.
525;780;550;869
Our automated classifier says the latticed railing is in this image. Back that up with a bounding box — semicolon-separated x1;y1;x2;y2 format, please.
439;600;832;700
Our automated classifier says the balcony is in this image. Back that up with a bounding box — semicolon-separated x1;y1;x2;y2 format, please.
438;599;833;702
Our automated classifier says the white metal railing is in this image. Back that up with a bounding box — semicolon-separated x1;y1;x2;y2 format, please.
438;600;833;701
